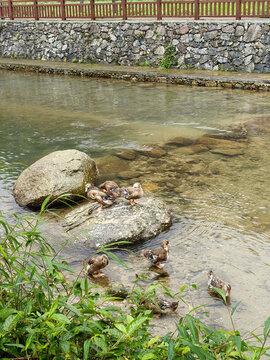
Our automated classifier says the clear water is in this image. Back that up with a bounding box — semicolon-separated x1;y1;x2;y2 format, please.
0;70;270;337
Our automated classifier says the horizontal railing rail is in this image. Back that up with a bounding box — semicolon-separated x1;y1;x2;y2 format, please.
0;0;269;20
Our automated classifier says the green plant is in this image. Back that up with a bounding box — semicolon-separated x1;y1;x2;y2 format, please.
0;201;269;359
159;44;176;70
178;61;195;70
72;58;78;63
0;210;149;359
136;32;144;39
139;61;151;67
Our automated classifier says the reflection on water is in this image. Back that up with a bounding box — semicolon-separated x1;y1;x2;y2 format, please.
0;70;270;335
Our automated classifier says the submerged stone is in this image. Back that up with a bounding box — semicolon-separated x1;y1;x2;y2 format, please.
106;283;129;298
210;147;245;156
137;145;167;158
116;150;137;160
196;136;247;150
165;136;194;147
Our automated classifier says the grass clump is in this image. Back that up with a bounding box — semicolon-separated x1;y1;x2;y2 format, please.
0;207;269;359
159;44;176;70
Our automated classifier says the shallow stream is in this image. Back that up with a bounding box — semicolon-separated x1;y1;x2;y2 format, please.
0;70;270;336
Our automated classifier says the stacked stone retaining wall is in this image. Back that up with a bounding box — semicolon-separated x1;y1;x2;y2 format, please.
0;20;269;73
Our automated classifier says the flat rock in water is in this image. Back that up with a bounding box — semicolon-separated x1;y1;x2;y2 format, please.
196;136;247;149
118;170;142;180
165;136;194;147
210;147;245;156
137;146;167;158
63;197;173;248
116;151;137;160
13;149;98;208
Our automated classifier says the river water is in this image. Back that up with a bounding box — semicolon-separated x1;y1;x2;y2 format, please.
0;70;270;337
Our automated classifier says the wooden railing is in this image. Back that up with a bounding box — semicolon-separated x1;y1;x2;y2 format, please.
0;0;269;20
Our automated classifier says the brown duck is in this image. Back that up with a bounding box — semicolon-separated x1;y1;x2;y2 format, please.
85;254;109;277
208;270;231;303
141;240;170;268
121;182;144;206
99;180;122;198
85;183;115;211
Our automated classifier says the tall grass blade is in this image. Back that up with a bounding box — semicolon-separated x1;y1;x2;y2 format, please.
264;317;270;340
83;338;92;360
186;315;199;343
168;339;175;360
231;301;242;316
101;249;130;269
212;286;226;303
40;194;53;214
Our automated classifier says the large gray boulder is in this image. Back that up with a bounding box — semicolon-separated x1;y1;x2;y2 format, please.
63;196;173;248
13;149;98;208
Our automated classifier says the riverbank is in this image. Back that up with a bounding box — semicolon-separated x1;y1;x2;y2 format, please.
0;58;270;91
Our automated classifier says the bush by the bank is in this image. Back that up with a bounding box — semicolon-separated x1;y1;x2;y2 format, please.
0;210;269;359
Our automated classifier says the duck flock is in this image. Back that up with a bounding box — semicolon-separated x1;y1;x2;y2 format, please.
85;180;143;211
84;180;231;313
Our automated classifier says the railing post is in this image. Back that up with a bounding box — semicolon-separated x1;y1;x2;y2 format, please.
90;0;95;20
0;2;4;19
33;0;39;20
194;0;199;19
236;0;241;19
122;0;127;20
60;0;66;20
8;0;13;19
157;0;162;19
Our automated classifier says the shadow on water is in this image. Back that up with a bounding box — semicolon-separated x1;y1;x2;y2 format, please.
1;70;270;335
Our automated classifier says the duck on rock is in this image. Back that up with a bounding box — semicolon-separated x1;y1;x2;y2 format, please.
85;183;116;211
121;182;144;206
141;240;170;268
207;270;231;303
99;180;122;198
85;254;109;278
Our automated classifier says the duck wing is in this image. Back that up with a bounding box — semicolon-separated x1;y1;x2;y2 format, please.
95;193;114;206
121;186;142;200
87;256;102;274
151;247;168;262
142;249;159;263
142;247;167;264
120;186;133;199
100;181;119;192
208;271;228;289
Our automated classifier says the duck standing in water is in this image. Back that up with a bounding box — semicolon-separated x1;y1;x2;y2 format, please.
207;270;231;303
85;254;109;278
121;182;144;206
99;180;122;198
141;240;170;268
85;183;115;211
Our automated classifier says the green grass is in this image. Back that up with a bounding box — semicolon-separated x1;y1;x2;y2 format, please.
0;197;269;359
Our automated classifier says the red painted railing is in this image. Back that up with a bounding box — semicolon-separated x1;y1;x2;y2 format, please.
0;0;269;20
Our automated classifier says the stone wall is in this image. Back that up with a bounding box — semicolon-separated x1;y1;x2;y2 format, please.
0;20;269;73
